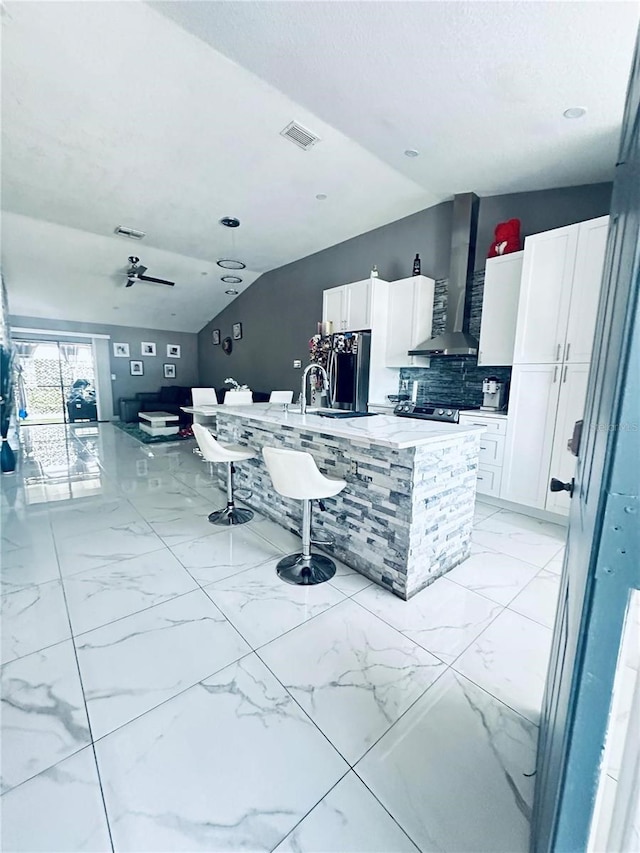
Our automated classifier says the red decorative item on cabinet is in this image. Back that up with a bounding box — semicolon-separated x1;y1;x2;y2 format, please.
487;218;522;258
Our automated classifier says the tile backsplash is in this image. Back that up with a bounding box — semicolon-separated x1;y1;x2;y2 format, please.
399;270;512;409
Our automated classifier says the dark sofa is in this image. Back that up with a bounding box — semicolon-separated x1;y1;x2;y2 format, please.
118;386;193;424
119;386;272;424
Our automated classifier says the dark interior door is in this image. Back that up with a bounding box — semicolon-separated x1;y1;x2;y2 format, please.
532;35;640;852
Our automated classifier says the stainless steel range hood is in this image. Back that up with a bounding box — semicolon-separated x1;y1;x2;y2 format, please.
409;192;479;357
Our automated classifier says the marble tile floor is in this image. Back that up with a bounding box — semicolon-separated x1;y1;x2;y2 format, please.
1;423;567;852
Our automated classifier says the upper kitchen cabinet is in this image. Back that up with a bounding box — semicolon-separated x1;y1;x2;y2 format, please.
513;216;609;365
385;275;435;367
477;251;523;366
322;277;373;332
513;225;578;364
564;215;609;363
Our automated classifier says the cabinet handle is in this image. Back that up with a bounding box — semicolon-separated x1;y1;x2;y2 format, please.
563;365;568;383
556;344;561;362
480;446;487;450
477;476;484;481
566;342;571;361
553;366;558;383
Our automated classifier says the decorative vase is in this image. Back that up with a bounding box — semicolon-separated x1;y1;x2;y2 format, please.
1;438;16;473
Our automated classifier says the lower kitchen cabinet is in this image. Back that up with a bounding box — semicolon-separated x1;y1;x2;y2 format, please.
546;363;590;514
501;364;561;509
502;362;590;515
459;412;508;499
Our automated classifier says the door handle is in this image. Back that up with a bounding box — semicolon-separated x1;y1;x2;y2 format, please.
567;420;583;457
550;477;574;497
562;365;568;383
553;366;558;383
565;342;571;361
556;344;562;362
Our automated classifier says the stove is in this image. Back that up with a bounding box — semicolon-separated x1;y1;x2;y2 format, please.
393;401;476;423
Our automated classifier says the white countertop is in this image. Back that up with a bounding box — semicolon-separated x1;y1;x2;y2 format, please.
214;403;484;449
459;409;508;419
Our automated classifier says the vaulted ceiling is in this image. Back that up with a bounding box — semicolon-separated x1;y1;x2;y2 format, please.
2;1;637;332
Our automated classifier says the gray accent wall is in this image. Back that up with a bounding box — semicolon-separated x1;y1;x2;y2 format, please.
10;315;199;416
198;182;611;396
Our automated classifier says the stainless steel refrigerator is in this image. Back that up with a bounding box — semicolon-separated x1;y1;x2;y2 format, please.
327;331;371;411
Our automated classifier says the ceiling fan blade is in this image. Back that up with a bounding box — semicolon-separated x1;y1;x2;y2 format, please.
138;274;175;287
135;265;148;276
125;278;135;288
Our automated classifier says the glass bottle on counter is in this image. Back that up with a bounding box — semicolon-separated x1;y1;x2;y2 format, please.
413;254;421;276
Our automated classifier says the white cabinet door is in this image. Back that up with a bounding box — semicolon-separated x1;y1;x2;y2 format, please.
546;363;590;515
385;276;434;367
514;226;578;364
478;251;523;366
565;216;609;364
322;287;345;331
501;364;562;508
345;279;371;331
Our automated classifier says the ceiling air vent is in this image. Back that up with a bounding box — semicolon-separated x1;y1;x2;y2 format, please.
280;121;320;151
114;225;145;240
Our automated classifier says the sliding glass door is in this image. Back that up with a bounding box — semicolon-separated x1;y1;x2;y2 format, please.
15;339;97;425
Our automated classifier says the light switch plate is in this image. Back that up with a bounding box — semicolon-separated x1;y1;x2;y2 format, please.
293;359;302;368
111;374;116;380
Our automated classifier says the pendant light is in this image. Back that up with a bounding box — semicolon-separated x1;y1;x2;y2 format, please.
217;217;246;270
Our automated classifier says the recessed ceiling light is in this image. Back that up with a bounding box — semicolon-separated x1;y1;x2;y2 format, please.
316;193;327;200
217;259;246;270
112;306;120;310
221;275;242;284
200;272;208;276
171;313;176;316
404;149;420;158
563;107;587;119
225;288;239;296
220;217;240;228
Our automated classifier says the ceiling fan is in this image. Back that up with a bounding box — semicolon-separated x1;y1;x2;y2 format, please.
124;256;175;288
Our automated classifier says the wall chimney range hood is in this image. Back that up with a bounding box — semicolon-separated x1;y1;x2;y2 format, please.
409;192;480;357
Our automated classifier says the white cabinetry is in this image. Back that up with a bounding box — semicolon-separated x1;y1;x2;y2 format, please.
322;278;372;332
478;252;523;366
546;363;590;514
459;412;508;498
385;275;435;367
564;216;609;363
502;215;608;514
514;226;578;364
513;216;608;366
501;365;562;508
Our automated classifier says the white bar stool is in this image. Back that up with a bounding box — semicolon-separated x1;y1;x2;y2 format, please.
262;446;346;585
192;423;256;526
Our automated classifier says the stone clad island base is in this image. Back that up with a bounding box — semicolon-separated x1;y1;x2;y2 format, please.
214;406;482;600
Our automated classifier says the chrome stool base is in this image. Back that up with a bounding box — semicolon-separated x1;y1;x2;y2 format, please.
208;504;254;526
276;552;336;586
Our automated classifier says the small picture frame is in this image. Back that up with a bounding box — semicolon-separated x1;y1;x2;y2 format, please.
130;360;144;376
141;341;156;357
212;329;221;346
113;342;130;358
167;344;181;358
163;363;176;379
232;322;243;341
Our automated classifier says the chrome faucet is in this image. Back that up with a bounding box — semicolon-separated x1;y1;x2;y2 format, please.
300;364;330;415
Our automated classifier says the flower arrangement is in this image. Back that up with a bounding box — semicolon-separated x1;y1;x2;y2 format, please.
308;334;331;370
225;377;250;391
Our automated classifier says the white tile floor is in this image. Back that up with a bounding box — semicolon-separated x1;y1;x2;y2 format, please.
0;424;567;852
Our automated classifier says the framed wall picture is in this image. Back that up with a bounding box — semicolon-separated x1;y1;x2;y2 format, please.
130;360;144;376
163;363;176;379
222;336;233;355
212;329;221;346
141;341;156;356
113;342;130;358
166;344;181;358
232;322;243;341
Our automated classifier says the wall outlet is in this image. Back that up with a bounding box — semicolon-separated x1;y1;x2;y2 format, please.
349;460;358;475
111;374;116;380
293;359;302;368
400;379;409;391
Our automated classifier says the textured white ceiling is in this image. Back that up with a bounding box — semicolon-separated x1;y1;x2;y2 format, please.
154;0;638;196
2;1;637;332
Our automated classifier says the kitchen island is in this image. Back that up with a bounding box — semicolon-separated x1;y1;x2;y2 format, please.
214;404;483;600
